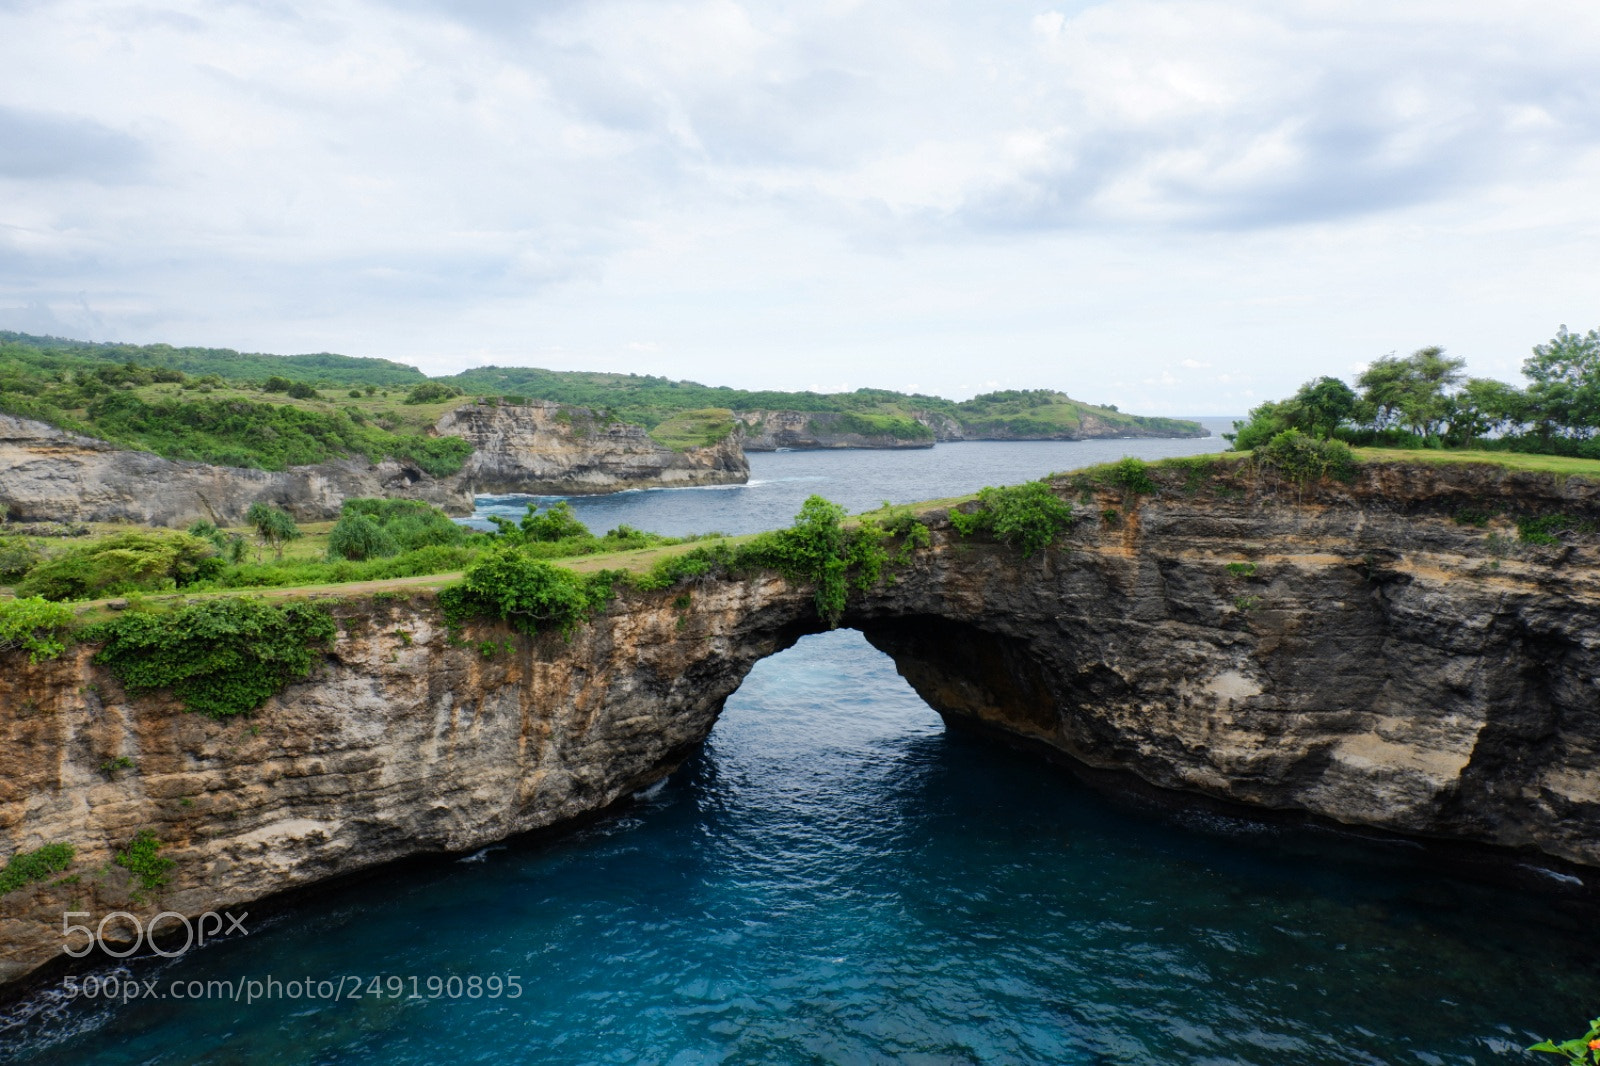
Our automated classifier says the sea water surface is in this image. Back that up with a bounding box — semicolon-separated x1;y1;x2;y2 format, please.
5;428;1598;1064
471;420;1241;535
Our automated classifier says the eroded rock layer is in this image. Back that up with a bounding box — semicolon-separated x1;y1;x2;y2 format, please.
0;400;748;526
438;400;748;495
2;461;1597;990
0;413;470;526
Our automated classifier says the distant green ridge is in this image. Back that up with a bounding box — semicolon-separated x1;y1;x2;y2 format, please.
0;332;427;388
0;333;1204;470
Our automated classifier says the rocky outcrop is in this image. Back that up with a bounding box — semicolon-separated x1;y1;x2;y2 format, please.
738;410;934;450
2;460;1598;991
0;414;470;526
438;400;747;494
939;411;1211;441
737;407;1209;448
0;401;749;526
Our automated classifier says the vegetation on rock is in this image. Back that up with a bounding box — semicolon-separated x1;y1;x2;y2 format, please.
115;830;175;893
0;843;75;895
0;596;78;661
950;481;1076;556
89;598;337;716
440;544;619;637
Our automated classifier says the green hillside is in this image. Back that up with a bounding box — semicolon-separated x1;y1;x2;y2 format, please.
0;333;1203;470
0;332;427;388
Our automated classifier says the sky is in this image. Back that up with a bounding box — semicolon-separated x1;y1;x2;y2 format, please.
2;1;1598;415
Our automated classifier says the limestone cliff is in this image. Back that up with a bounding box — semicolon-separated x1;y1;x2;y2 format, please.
738;410;935;450
2;460;1598;992
0;400;748;526
938;410;1211;441
0;413;470;526
438;400;747;495
737;407;1208;449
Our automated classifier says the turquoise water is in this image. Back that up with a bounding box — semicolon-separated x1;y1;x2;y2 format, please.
5;631;1596;1064
6;435;1599;1062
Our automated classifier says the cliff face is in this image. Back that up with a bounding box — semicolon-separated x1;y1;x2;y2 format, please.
0;414;470;526
438;401;748;495
938;411;1211;441
738;410;934;450
737;408;1208;448
0;401;749;526
2;461;1598;991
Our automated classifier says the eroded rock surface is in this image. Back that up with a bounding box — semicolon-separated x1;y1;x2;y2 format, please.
439;400;747;495
0;400;748;526
2;460;1597;990
0;414;469;526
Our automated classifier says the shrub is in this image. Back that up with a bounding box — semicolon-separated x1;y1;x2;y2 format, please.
0;536;43;581
440;544;615;636
736;496;892;625
950;480;1075;556
1254;429;1357;484
340;498;469;551
0;596;77;661
403;381;462;405
519;501;590;543
0;842;75;895
115;830;174;892
16;530;220;600
1106;457;1156;495
90;597;337;716
328;513;399;561
1528;1012;1600;1063
633;542;739;591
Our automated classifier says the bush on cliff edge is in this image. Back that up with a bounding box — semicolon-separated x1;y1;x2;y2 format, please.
89;597;337;717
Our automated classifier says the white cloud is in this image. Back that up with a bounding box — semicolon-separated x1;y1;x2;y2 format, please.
0;0;1597;414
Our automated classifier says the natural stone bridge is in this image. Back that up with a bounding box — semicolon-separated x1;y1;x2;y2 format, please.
3;460;1599;989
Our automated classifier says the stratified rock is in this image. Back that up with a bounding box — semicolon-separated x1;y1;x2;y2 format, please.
438;400;747;494
0;413;469;526
738;410;935;450
0;400;748;526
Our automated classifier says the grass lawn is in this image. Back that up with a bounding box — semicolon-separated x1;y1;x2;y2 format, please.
1352;447;1600;477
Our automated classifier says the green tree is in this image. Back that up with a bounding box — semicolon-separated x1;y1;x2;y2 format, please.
327;513;399;561
1523;325;1600;439
519;501;590;543
1294;376;1360;438
246;502;301;561
1442;377;1527;444
1358;347;1465;438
